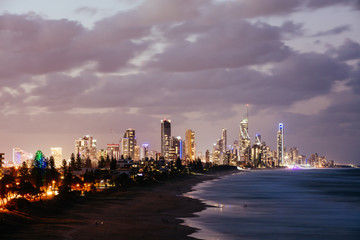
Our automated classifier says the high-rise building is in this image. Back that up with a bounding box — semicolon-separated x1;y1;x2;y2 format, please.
0;153;4;167
121;128;136;159
277;123;284;166
255;134;261;146
12;148;33;166
185;129;196;161
221;128;227;153
169;136;182;161
239;117;250;162
50;147;63;168
134;145;140;161
140;144;149;160
75;135;97;161
107;144;120;160
161;119;171;160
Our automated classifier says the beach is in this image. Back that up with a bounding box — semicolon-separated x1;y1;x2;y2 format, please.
1;171;235;240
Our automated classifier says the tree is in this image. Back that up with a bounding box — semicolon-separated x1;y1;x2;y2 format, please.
76;154;83;170
19;161;30;182
175;158;183;172
45;156;60;190
31;150;47;193
85;157;92;168
0;175;15;205
105;155;111;168
110;157;117;170
98;156;105;169
70;153;76;171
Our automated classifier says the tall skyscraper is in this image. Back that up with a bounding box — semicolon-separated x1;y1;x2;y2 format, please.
121;128;136;159
140;144;149;160
75;135;97;161
50;147;63;168
255;134;261;146
277;123;284;166
239;117;250;162
185;129;196;161
161;119;171;160
221;128;227;153
107;144;120;160
12;148;33;166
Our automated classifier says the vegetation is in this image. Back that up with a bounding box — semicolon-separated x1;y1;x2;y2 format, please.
0;150;237;211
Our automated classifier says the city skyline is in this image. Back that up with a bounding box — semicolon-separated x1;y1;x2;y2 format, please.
0;0;360;164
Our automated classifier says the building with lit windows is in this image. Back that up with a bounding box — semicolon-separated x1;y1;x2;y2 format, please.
75;135;97;161
50;147;63;168
13;148;34;166
185;129;196;161
121;129;136;159
107;144;120;160
140;144;149;160
239;117;251;162
161;119;171;160
277;123;284;166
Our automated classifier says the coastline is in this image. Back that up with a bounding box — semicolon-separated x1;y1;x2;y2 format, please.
1;170;237;240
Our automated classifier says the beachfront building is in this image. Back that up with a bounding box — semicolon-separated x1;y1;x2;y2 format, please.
50;147;63;168
161;119;171;160
185;129;196;161
277;123;284;166
75;135;97;161
239;117;251;162
107;144;120;160
121;128;136;159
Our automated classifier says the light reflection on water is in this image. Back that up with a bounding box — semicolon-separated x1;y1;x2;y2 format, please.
183;169;360;240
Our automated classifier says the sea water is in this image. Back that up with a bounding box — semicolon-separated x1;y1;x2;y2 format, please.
183;168;360;240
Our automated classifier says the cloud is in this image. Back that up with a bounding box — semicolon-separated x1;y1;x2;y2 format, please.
75;7;98;16
328;39;360;61
310;25;351;37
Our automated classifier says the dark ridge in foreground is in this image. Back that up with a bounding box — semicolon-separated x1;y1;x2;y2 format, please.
0;167;238;240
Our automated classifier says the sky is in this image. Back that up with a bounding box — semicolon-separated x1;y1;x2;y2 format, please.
0;0;359;165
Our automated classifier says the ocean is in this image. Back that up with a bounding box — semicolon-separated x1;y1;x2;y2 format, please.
183;168;360;240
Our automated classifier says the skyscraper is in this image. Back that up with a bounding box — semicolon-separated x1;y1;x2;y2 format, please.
161;119;171;160
239;117;250;162
121;128;136;159
75;135;97;161
107;144;120;160
277;123;284;166
50;147;63;168
185;129;196;161
221;128;227;153
255;134;261;146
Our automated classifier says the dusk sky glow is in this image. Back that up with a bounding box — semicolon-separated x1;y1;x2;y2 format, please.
0;0;359;164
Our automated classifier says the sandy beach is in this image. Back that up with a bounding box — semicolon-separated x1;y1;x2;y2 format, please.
1;171;235;240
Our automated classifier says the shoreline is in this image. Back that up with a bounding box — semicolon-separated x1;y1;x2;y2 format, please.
1;170;237;240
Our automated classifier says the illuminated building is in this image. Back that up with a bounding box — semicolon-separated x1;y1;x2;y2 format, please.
212;143;220;165
185;129;195;161
97;149;107;160
13;148;33;166
277;123;284;166
140;144;149;160
222;128;227;153
169;136;182;161
50;147;63;168
251;144;261;167
205;150;210;163
161;119;171;160
121;128;136;159
255;134;261;146
134;145;140;161
75;135;97;161
107;144;120;160
0;153;4;167
239;117;250;162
